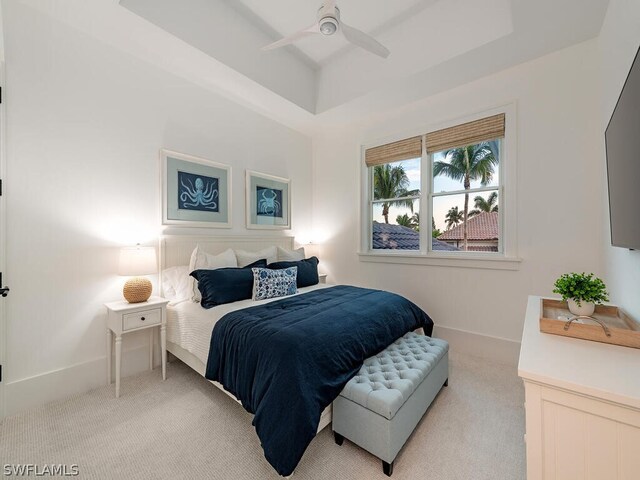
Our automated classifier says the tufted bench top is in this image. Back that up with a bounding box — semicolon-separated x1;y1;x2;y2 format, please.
339;332;449;420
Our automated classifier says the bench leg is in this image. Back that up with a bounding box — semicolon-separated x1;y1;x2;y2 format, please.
334;432;344;446
444;378;449;387
383;461;394;476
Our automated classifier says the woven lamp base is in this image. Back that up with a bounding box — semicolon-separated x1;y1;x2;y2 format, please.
123;277;152;303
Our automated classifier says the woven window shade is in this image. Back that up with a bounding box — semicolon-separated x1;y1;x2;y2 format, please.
426;113;505;154
365;136;422;167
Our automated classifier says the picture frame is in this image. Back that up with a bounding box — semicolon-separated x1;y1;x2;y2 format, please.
245;170;291;230
161;149;231;228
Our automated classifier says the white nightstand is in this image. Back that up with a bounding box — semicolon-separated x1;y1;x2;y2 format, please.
319;273;328;284
105;296;169;398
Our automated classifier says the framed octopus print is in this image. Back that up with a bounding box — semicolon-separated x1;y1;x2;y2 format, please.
245;170;291;230
161;149;231;228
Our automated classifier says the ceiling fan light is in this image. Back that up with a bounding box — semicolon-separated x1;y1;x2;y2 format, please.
319;17;338;36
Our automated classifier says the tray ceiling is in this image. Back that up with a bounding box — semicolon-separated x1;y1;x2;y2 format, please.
119;0;610;123
235;0;428;65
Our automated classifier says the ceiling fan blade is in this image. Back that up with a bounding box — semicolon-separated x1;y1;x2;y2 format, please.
262;24;320;51
341;22;390;58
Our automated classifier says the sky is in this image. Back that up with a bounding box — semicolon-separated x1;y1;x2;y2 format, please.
372;152;500;232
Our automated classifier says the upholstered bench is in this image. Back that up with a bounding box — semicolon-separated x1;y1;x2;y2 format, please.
332;332;449;476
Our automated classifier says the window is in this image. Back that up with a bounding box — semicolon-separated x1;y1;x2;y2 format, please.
362;110;517;267
365;136;422;251
430;139;501;253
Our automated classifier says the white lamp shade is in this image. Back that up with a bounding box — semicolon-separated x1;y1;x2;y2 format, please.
305;243;321;259
118;246;157;276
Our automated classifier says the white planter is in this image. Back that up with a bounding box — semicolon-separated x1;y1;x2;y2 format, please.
567;299;595;317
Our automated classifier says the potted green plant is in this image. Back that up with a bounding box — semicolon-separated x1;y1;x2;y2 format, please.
553;272;609;317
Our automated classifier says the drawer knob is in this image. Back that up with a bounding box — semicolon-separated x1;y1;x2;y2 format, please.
141;316;145;321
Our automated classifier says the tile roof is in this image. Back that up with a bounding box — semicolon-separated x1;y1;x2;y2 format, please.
437;212;498;241
372;222;459;251
432;238;461;251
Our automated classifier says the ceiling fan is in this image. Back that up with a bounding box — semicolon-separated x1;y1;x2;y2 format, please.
262;0;390;59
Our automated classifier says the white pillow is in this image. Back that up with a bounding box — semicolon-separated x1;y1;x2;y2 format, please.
188;246;238;301
161;265;191;303
277;246;305;262
234;246;278;267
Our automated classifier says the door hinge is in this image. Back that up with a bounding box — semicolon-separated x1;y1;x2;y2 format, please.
0;365;2;383
0;178;2;196
0;272;7;298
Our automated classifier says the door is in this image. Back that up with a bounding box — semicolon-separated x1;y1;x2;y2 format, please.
0;62;7;418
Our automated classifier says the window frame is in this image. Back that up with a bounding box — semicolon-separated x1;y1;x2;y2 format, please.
369;160;423;252
359;104;520;270
427;143;503;255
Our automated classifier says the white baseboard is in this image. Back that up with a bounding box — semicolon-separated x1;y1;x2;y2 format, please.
5;344;157;417
433;325;521;367
5;327;519;417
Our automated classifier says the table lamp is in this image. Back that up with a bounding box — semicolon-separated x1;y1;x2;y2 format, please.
118;244;157;303
304;242;321;260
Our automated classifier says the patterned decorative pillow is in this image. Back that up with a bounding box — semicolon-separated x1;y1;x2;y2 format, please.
252;267;297;301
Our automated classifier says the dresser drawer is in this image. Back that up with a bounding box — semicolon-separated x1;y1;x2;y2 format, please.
122;308;161;331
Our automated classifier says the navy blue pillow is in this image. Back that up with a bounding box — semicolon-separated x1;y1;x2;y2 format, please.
191;259;267;309
268;257;319;288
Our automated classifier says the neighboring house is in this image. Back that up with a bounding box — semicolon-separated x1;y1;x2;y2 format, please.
373;222;459;251
437;212;499;252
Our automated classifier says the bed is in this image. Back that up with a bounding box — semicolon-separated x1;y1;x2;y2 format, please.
159;234;433;476
160;235;335;425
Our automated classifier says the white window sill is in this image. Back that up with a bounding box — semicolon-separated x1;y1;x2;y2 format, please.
358;251;522;271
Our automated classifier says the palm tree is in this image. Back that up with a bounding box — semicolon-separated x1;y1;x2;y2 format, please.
469;191;499;217
396;213;415;229
434;142;498;250
396;212;421;231
373;164;419;223
412;212;420;232
445;206;464;230
431;216;441;238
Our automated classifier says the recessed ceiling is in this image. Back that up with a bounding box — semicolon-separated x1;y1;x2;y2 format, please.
119;0;610;126
235;0;428;65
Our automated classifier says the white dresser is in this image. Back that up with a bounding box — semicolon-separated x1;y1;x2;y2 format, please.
518;296;640;480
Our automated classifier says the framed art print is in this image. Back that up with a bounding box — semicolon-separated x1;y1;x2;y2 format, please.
161;149;231;228
246;170;291;229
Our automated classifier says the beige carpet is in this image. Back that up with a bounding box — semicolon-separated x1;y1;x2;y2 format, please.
0;354;525;479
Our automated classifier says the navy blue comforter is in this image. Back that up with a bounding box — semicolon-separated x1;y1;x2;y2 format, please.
205;285;433;476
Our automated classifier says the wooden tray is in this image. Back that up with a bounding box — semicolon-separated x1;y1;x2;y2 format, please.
539;298;640;349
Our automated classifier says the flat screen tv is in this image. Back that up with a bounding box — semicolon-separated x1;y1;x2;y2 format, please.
606;44;640;250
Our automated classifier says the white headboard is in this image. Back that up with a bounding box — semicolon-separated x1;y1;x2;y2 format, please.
160;234;295;269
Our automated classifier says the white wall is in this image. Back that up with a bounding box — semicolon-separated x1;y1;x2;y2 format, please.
120;0;318;114
598;0;640;321
2;1;312;414
313;40;604;354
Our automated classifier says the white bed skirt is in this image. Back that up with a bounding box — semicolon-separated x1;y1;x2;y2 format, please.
166;340;333;433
